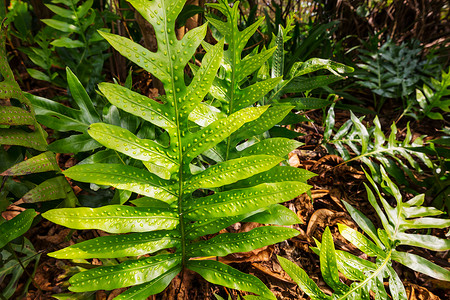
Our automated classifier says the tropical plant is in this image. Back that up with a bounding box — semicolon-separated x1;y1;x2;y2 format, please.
323;103;433;187
2;0;34;44
204;0;352;150
0;23;74;299
27;67;116;155
407;67;450;120
28;68;165;206
256;0;340;68
354;37;438;111
279;168;450;299
18;0;110;95
41;1;312;298
0;210;40;299
0;23;76;208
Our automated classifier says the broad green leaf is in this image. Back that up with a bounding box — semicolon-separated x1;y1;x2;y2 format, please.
0;209;36;249
187;260;276;300
237;47;277;81
338;224;385;257
416;89;427;110
66;67;100;123
0;106;34;125
173;23;208;66
1;151;59;176
387;266;407;300
402;205;443;218
281;75;342;94
272;25;284;79
395;232;450;251
0;128;48;151
51;37;84;48
236;138;302;158
0;82;29;102
242;204;301;225
98;82;176;133
232;105;293;142
186;226;299;257
185;215;243;240
185;155;283;192
45;4;74;19
98;30;171;83
69;254;181;292
127;0;185;36
49;230;180;259
334;250;377;281
364;183;392;234
130;197;170;208
113;266;181;300
28;94;88;132
236;17;265;52
31;1;318;296
64;163;177;203
88;123;179;173
48;132;102;154
234;77;282;111
342;201;382;248
205;16;231;37
228;166;315;189
77;0;93;19
41;19;79;33
78;149;121;165
392;251;450;281
404;194;425;206
278;256;331;300
293;58;353;77
377;229;390;251
42;205;178;233
189;102;226;127
320;227;349;294
26;68;51;82
184;181;310;220
22;176;71;203
350;112;369;154
45;292;95;300
181;39;224;117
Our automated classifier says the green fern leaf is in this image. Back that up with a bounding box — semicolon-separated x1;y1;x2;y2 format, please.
42;1;312;297
187;260;276;300
0;209;37;249
69;254;181;292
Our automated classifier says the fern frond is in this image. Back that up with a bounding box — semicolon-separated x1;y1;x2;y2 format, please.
324;103;433;185
42;1;312;298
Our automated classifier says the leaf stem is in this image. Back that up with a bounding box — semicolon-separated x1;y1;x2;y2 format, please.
114;150;126;165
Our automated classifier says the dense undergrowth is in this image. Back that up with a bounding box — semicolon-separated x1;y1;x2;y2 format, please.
1;0;449;299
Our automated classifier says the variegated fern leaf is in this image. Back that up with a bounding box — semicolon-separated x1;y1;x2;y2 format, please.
324;103;433;186
42;1;311;298
279;168;450;300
